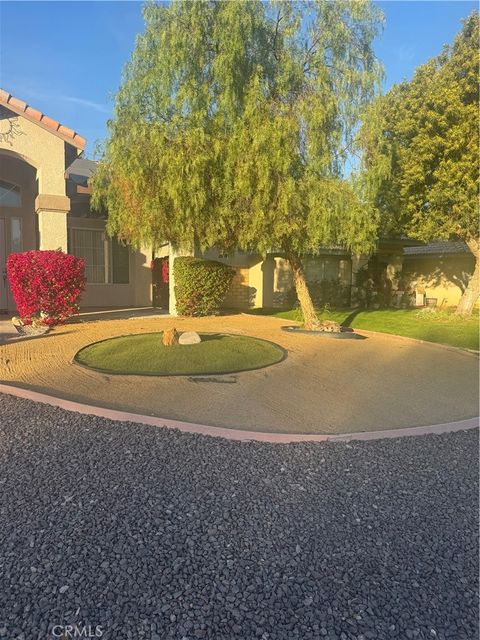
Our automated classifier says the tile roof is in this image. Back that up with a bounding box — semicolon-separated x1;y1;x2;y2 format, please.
65;158;97;185
0;88;86;150
404;240;470;256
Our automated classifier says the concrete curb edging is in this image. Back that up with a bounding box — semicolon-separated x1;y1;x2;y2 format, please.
1;383;478;443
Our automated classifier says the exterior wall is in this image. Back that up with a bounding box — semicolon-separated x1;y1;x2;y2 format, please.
169;244;194;315
1;108;71;311
221;267;252;309
0;110;69;195
200;249;264;310
37;209;68;251
402;254;476;308
67;217;152;309
0;107;153;313
248;260;264;308
271;255;353;308
0;155;38;253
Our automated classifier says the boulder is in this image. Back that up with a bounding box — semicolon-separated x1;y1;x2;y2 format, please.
162;327;180;346
179;331;201;345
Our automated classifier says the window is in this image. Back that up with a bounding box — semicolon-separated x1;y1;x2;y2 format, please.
305;257;351;283
10;218;22;252
0;180;21;207
111;237;129;284
69;228;129;284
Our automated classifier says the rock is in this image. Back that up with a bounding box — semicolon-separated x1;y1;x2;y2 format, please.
179;331;201;345
162;328;180;346
317;320;341;333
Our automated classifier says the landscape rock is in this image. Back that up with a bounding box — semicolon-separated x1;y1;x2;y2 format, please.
0;393;477;640
317;320;341;333
179;331;201;345
162;327;180;346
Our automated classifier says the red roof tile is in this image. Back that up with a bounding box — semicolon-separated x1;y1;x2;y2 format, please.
0;88;86;150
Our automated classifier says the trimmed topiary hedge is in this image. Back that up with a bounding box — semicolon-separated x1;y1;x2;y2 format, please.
174;257;234;316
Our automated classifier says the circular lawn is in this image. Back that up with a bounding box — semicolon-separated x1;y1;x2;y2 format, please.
74;332;285;376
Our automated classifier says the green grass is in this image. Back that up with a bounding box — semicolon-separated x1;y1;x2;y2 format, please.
74;332;285;376
250;307;479;351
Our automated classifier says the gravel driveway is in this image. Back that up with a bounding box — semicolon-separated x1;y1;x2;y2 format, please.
0;394;478;640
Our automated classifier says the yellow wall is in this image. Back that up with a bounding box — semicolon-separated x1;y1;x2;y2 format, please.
403;255;477;307
221;267;253;309
0;114;69;196
67;217;152;309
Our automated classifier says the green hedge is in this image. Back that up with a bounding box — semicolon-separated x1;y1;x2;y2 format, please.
174;257;235;316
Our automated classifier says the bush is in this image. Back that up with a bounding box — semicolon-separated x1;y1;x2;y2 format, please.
7;250;85;326
174;257;234;316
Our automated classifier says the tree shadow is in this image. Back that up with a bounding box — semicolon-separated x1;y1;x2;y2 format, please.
340;309;362;328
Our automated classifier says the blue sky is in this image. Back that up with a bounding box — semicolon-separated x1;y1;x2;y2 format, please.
0;1;476;156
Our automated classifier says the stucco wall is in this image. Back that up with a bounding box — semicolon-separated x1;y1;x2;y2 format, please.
200;249;265;310
402;254;477;307
67;217;152;309
0;110;68;196
221;267;253;309
37;210;67;251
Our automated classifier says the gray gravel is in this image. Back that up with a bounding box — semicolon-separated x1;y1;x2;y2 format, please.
0;394;478;640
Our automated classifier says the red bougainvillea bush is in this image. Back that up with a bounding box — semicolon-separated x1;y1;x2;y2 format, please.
7;250;85;326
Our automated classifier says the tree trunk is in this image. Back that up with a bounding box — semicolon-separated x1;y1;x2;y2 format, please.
455;237;480;317
286;252;319;330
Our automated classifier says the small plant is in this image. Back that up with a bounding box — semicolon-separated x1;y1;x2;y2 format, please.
174;257;234;316
7;250;85;326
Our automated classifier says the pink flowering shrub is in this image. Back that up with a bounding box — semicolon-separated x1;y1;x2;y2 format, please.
7;250;85;326
151;256;169;283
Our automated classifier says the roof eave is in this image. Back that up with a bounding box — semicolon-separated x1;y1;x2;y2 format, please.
0;89;86;150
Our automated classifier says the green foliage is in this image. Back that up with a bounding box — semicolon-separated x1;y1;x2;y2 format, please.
266;308;479;351
92;0;383;259
173;257;234;316
358;11;479;244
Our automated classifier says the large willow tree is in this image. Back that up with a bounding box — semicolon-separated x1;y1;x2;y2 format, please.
92;0;383;328
359;12;479;316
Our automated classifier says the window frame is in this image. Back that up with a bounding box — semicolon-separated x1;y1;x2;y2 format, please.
0;179;22;208
68;227;130;285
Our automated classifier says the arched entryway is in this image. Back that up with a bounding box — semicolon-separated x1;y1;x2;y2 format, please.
0;153;38;312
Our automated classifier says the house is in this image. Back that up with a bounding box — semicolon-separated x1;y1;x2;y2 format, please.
0;89;475;316
0;90;151;313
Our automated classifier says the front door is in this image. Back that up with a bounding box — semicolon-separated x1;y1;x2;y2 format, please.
0;218;7;312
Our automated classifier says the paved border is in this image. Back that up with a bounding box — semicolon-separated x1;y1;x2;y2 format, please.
1;383;477;443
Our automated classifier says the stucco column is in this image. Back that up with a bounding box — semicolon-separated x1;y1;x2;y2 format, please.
248;259;264;308
35;194;70;252
261;256;275;308
168;243;194;316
